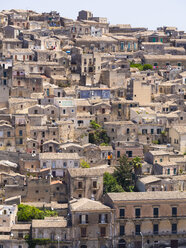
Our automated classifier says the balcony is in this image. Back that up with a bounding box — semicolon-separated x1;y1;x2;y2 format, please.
98;220;108;225
117;215;186;221
129;231;186;238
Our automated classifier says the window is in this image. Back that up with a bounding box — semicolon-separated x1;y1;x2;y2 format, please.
153;224;159;235
172;224;177;234
135;224;140;235
81;227;87;237
42;132;45;138
99;214;108;224
7;131;10;137
142;129;147;135
160;158;163;162
80;214;88;224
151;129;154;134
118;104;122;109
120;225;125;236
153;208;159;218
19;138;23;145
52;161;56;169
126;128;130;134
78;181;82;189
93;181;97;188
63;162;67;168
100;227;106;237
157;129;161;134
53;131;56;135
112;128;115;132
43;162;46;168
19;130;23;136
36;190;39;193
18;232;23;238
126;151;132;158
33;143;35;148
172;207;177;217
167;169;170;175
74;162;78;167
174;168;177;175
135;208;141;218
117;151;121;158
120;208;125;219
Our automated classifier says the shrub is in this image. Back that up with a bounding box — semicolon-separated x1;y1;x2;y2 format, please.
143;64;153;70
80;160;90;168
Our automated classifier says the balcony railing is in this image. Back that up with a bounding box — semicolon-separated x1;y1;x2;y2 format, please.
117;215;185;221
130;231;186;237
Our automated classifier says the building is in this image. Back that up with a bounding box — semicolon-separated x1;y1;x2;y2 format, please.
103;191;186;248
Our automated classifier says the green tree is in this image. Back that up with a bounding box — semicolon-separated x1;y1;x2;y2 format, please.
100;143;109;146
89;121;110;145
17;204;57;222
113;155;134;192
130;62;143;71
143;64;153;70
90;120;101;129
103;172;124;194
80;160;90;168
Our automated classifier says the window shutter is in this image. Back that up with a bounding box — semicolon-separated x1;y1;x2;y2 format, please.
86;214;88;223
99;214;101;223
105;214;108;223
79;215;82;223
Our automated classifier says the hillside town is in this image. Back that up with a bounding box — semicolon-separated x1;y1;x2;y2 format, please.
0;8;186;248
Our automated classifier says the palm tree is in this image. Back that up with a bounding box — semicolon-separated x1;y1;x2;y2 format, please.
132;156;142;176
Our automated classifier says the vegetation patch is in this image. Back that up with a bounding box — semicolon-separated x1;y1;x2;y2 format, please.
17;204;57;222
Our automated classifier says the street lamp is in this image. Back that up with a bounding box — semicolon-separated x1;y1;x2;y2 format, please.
57;236;59;248
140;232;144;248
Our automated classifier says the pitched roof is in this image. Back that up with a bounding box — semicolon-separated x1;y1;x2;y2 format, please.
39;153;80;160
32;217;67;228
67;166;114;178
70;198;111;212
139;176;162;184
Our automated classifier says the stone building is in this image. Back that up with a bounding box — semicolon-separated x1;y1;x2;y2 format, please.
66;166;113;201
69;198;113;248
103;191;186;248
39;153;80;177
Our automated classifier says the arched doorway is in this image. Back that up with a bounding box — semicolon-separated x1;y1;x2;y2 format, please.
118;239;126;248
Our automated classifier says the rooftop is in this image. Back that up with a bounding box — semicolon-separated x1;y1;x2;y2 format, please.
39;152;80;160
70;198;111;212
107;191;186;202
